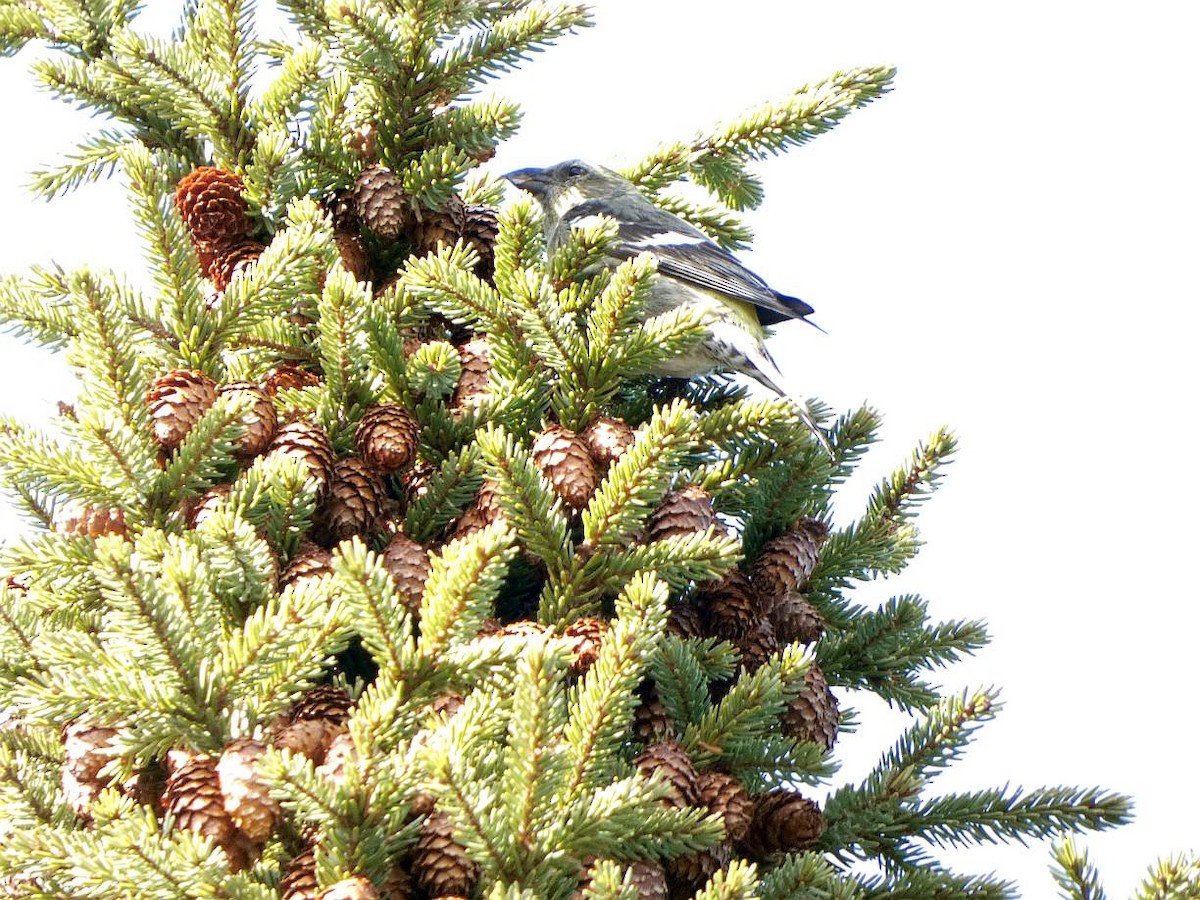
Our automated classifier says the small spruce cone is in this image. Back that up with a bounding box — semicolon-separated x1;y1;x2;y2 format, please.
632;682;675;745
733;617;779;673
696;771;753;842
316;731;357;786
334;231;372;283
752;519;830;601
146;369;218;451
379;865;413;900
562;617;606;676
531;425;598;512
164;754;250;870
412;811;479;898
289;684;354;725
174;167;249;246
411;194;467;256
282;541;334;588
462;204;499;281
321;457;386;541
780;664;839;751
267;421;337;495
451;338;491;410
54;499;127;539
351;165;411;240
666;843;730;892
349;122;378;160
381;532;431;616
204;238;266;292
696;571;760;639
356;404;420;474
666;602;705;640
216;737;279;843
274;719;344;764
263;364;321;396
634;739;699;809
186;483;232;529
322;189;361;232
580;416;634;469
772;593;826;645
319;876;378;900
220;381;278;459
647;485;715;542
281;846;320;900
738;790;825;860
61;720;118;818
451;479;504;541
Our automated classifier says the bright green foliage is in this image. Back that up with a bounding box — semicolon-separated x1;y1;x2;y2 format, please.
0;1;1140;898
1052;840;1200;900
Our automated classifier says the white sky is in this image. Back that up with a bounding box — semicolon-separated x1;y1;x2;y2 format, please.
2;0;1198;895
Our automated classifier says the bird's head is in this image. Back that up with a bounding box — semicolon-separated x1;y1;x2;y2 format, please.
504;159;634;220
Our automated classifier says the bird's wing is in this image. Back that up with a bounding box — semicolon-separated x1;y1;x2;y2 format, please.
561;200;813;325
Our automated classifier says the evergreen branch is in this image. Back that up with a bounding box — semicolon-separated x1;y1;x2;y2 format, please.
154;391;251;502
649;635;718;730
727;733;833;792
189;0;256;161
0;270;81;351
333;538;417;682
493;197;546;294
851;867;1017;899
1134;851;1200;900
315;266;373;410
219;452;322;556
1052;838;1107;900
401;240;511;334
584;528;741;595
0;415;124;510
250;38;323;125
401;143;474;210
575;858;639;900
692;859;759;900
190;509;278;612
27;128;131;198
427;96;522;160
404;444;482;543
757;851;862;900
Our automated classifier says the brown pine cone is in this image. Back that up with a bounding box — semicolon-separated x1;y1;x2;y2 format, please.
274;683;353;764
634;739;699;809
274;719;345;765
175;167;249;245
412;811;479;898
61;720;118;818
667;843;730;892
349;122;378;160
381;532;431;616
319;876;378;900
666;602;705;640
164;754;251;871
351;165;411;240
282;541;334;588
451;338;491;411
531;425;598;512
752;519;830;601
288;684;353;725
205;238;267;292
462;204;499;281
322;189;361;232
263;364;321;396
356;404;420;474
411;194;467;256
219;382;278;459
320;456;386;541
451;479;504;541
281;846;320;900
695;571;760;639
647;485;715;542
562;617;606;676
216;737;280;843
316;731;357;787
580;416;634;469
267;421;337;495
771;593;825;645
53;499;128;539
632;682;674;746
780;664;839;751
379;865;413;900
738;790;825;860
185;483;232;529
696;771;753;842
335;231;373;283
146;369;218;451
732;617;779;673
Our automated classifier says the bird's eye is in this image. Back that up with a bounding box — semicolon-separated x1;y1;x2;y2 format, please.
567;164;587;177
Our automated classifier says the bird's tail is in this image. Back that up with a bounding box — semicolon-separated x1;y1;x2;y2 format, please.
744;345;834;459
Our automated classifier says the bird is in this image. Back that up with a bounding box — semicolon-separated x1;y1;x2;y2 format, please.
504;159;830;453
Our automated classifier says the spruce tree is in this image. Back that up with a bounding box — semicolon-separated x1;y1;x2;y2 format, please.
0;1;1150;897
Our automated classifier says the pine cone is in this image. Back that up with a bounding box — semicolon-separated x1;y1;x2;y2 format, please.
771;593;825;645
562;617;606;676
738;790;824;859
274;719;345;764
752;519;830;601
282;541;334;588
319;877;378;900
322;189;361;232
175;167;249;245
216;737;279;843
451;479;504;541
462;204;499;281
733;617;779;673
634;739;699;809
320;457;386;541
263;364;321;396
267;421;337;495
349;122;378;160
647;485;715;542
381;532;431;616
580;416;634;469
288;684;353;725
379;865;413;900
204;238;266;292
316;731;357;786
61;720;118;818
451;338;491;410
531;425;598;512
696;571;760;639
164;754;251;871
146;369;218;452
352;165;411;240
281;846;319;900
412;811;479;898
666;843;730;892
411;194;467;256
356;404;420;474
632;682;675;745
53;499;127;539
780;664;839;751
335;231;372;283
666;602;705;640
219;382;278;459
185;483;232;529
696;771;753;842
